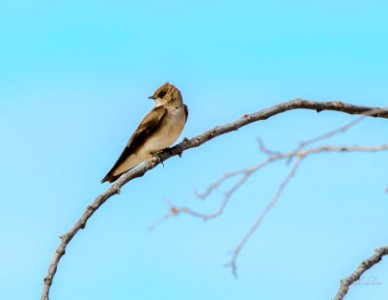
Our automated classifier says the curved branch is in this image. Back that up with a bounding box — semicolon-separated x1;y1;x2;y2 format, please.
334;246;388;300
41;99;388;300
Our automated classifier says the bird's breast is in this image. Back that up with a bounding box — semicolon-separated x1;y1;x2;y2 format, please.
142;105;186;154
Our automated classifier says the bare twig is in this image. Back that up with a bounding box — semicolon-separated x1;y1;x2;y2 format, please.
298;106;388;150
333;246;388;300
227;145;388;274
151;157;281;229
42;99;388;300
257;137;281;156
153;144;388;276
227;157;303;276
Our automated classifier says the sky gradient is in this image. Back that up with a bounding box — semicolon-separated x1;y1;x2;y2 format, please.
1;1;388;299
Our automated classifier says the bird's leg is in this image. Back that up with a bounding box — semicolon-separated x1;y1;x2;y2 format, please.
176;137;189;158
151;150;167;167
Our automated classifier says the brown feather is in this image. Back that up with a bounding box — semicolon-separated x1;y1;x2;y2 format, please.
101;106;167;183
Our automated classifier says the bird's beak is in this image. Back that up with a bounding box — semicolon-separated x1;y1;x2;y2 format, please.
148;95;155;100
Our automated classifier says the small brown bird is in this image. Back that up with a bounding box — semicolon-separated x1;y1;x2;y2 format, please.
101;82;188;183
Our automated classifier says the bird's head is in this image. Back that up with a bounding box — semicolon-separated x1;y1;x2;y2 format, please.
148;82;183;106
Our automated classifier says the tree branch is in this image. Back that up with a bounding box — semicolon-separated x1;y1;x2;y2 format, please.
227;156;303;276
333;246;388;300
151;143;388;275
41;99;388;300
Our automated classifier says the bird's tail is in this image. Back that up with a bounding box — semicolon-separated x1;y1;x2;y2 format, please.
101;172;123;184
101;152;149;183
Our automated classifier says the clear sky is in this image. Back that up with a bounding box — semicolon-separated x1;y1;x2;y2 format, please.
1;1;387;299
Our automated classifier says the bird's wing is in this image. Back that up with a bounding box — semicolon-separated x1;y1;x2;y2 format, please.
101;106;167;183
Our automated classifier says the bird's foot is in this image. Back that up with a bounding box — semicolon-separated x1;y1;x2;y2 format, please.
162;147;174;155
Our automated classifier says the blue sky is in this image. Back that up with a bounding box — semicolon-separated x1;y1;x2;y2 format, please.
1;1;388;299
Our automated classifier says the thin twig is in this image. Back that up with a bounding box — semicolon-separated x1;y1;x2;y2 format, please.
194;169;245;200
151;157;281;229
333;246;388;300
257;137;282;156
226;145;388;275
42;99;388;300
298;106;388;150
227;157;303;276
152;144;388;276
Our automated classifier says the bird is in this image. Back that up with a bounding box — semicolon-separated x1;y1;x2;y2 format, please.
101;82;188;183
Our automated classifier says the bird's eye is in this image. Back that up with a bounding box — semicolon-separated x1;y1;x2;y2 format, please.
158;91;167;98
